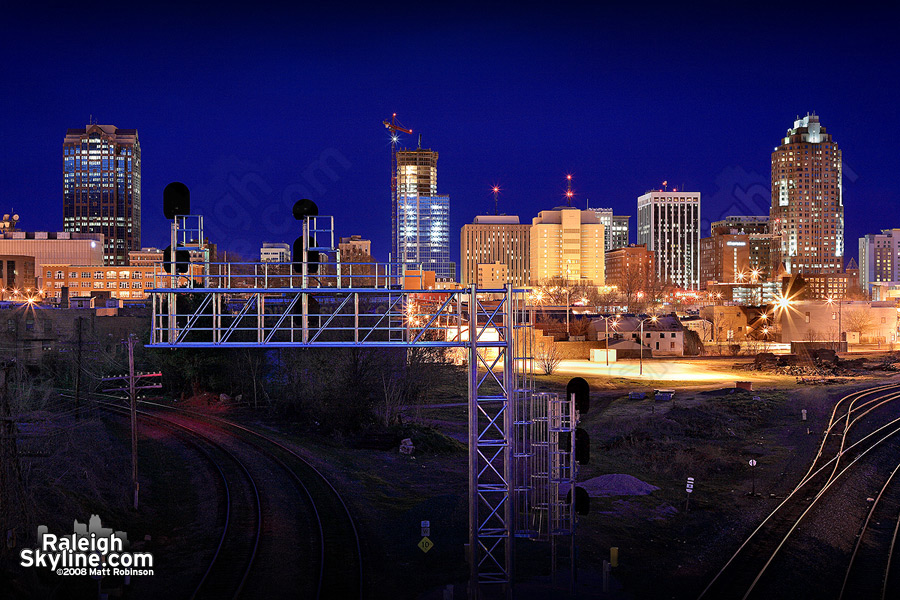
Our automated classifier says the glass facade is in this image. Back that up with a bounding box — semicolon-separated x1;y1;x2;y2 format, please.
393;148;452;279
397;194;452;279
63;125;141;265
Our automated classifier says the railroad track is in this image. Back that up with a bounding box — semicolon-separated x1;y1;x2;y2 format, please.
96;400;262;599
839;458;900;600
698;383;900;600
94;395;363;600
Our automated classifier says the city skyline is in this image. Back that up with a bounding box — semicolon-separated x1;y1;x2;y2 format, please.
1;4;897;265
6;5;900;599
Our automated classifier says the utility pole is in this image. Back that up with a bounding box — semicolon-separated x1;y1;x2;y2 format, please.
102;335;161;510
128;337;137;510
74;317;83;420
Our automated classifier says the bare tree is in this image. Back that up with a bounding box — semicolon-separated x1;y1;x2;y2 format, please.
705;307;741;355
844;283;868;301
536;342;563;375
569;317;592;338
533;277;602;306
845;309;874;342
618;262;648;309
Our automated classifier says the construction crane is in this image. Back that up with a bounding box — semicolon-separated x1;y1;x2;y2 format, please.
384;114;413;260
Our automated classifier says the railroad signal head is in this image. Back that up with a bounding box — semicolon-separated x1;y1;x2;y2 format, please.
292;237;320;274
566;486;591;516
163;245;190;274
574;427;590;465
567;377;590;414
163;182;191;220
292;199;319;220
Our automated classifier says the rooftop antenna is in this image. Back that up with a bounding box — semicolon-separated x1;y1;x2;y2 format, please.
662;180;668;191
418;133;422;149
565;174;574;207
492;185;501;215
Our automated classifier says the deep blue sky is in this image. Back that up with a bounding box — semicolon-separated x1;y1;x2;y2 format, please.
2;2;898;266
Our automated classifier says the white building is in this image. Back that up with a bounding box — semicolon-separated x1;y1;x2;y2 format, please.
260;242;291;263
859;229;900;295
637;191;701;290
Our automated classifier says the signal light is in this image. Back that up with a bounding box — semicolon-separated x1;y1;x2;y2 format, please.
566;486;591;516
567;377;590;414
292;237;319;274
163;182;190;220
575;427;590;465
292;198;318;220
163;245;190;274
290;294;320;316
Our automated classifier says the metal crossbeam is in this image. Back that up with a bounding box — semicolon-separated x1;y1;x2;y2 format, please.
149;282;531;594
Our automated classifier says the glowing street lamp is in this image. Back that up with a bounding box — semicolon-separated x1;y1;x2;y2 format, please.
599;314;620;367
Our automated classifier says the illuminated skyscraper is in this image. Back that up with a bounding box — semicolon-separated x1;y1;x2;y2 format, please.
588;207;630;251
770;113;844;275
460;215;530;287
637;190;700;289
395;147;452;279
63;124;141;265
530;207;605;285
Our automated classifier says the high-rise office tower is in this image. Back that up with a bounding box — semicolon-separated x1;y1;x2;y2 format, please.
460;215;530;287
770;113;844;275
63;124;141;265
637;190;700;290
395;147;452;279
587;208;630;252
530;207;605;285
859;229;900;296
610;215;630;250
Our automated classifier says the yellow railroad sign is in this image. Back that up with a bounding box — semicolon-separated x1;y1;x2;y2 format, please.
418;536;434;553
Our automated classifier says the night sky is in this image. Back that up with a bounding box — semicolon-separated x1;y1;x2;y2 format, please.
2;3;898;266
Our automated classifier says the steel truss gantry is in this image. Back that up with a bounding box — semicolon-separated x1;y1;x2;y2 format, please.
149;279;533;591
148;214;587;594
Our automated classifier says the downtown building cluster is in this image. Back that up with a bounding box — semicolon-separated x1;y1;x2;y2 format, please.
1;113;898;315
0;113;895;357
448;113;886;309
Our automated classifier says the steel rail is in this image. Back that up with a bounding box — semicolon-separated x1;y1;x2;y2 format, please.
698;385;900;600
96;400;262;600
140;400;364;600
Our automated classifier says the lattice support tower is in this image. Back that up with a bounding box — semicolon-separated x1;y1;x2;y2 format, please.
149;215;538;594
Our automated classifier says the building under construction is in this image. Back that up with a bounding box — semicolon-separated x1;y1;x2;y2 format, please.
385;116;453;280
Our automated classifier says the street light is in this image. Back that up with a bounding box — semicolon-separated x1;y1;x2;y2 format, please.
599;314;620;366
772;294;795;343
640;315;659;376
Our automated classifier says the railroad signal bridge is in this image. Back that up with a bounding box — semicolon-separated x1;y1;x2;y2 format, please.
147;201;584;594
